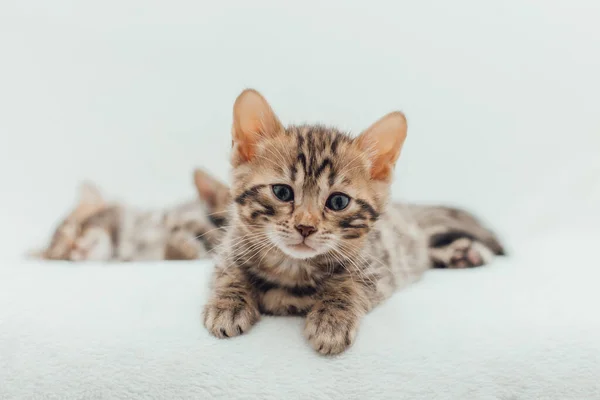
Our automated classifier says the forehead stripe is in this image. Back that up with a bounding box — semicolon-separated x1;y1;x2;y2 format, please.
297;153;308;175
314;158;333;180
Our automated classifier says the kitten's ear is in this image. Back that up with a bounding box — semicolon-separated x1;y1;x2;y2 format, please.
356;112;407;181
232;89;283;165
193;168;230;208
72;181;106;220
78;181;104;205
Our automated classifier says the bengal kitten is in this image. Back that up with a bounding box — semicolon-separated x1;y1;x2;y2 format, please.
202;89;505;355
31;170;223;262
196;180;505;270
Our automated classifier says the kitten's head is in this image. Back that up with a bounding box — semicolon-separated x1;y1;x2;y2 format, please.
229;89;407;261
30;182;107;260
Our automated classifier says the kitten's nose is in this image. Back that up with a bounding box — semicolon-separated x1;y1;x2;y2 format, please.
295;224;317;238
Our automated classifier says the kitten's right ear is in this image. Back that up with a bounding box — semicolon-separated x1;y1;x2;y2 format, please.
193;168;230;208
356;112;408;181
78;181;104;205
232;89;283;165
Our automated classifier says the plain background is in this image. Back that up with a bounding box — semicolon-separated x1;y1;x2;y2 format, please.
1;0;599;260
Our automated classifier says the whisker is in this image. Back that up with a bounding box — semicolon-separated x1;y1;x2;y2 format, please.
218;237;272;273
206;231;269;256
225;239;275;271
324;243;357;286
340;241;391;270
205;210;231;216
332;245;378;288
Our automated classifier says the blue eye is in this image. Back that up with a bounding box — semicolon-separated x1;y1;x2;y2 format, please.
326;193;350;211
272;185;294;202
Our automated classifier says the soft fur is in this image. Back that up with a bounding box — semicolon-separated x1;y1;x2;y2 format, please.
202;89;505;355
31;170;225;262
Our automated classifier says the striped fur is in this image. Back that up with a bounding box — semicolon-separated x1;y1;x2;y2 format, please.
203;89;505;355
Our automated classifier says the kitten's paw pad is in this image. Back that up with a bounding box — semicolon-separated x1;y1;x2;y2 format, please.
203;298;260;339
304;306;358;355
431;238;494;269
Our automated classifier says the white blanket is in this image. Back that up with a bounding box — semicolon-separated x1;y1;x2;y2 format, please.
2;232;598;400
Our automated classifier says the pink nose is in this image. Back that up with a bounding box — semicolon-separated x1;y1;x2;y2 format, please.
295;224;317;238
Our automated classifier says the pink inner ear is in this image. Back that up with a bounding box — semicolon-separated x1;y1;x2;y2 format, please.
232;89;283;164
370;157;393;181
357;112;407;181
233;129;259;163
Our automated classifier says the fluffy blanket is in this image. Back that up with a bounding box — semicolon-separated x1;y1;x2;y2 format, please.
1;232;598;399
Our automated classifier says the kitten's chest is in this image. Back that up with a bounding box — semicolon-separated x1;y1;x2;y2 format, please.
249;256;321;316
257;288;317;316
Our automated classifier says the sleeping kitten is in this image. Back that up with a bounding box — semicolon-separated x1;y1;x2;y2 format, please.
32;170;223;262
30;181;109;260
202;89;505;355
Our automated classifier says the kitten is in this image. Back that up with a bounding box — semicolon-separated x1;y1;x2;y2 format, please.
195;180;505;269
202;89;505;355
32;170;223;262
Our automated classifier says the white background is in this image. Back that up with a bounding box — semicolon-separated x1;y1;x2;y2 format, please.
1;0;599;259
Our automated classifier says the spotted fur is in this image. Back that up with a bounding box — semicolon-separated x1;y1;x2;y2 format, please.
203;89;505;355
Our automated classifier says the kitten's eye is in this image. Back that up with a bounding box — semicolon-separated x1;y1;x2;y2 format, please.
326;193;350;211
272;184;294;202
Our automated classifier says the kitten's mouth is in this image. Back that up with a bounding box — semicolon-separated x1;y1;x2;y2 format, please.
268;230;322;259
278;240;320;259
289;242;314;252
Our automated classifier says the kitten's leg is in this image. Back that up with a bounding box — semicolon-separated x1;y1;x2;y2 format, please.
429;233;495;269
203;267;260;338
407;204;506;257
69;227;113;261
304;276;371;355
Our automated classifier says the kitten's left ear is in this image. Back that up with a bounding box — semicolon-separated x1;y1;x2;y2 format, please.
72;181;106;220
231;89;283;165
78;181;104;205
193;168;230;209
356;112;407;181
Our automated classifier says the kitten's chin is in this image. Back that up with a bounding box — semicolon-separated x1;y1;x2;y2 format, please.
278;242;322;260
267;231;325;260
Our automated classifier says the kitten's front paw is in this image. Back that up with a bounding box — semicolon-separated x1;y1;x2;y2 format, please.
203;297;260;339
304;304;360;355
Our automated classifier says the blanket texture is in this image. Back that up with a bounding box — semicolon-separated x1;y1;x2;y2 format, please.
1;233;598;400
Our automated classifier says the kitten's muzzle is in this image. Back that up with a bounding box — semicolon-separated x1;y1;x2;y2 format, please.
295;224;317;238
